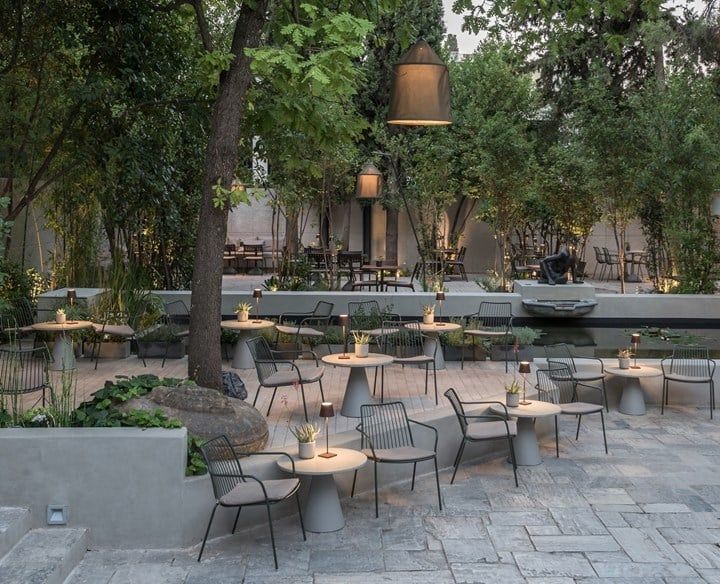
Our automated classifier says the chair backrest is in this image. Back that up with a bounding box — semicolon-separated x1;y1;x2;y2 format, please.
456;246;467;262
199;435;245;500
602;247;617;264
8;298;35;328
349;300;382;331
668;345;712;377
593;246;605;263
246;336;278;383
536;362;577;405
382;320;424;358
0;346;50;395
544;343;577;373
164;300;190;326
311;301;334;319
444;387;469;434
476;301;512;329
359;402;414;450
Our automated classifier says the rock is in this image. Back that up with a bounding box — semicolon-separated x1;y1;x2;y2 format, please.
118;384;268;452
221;371;248;400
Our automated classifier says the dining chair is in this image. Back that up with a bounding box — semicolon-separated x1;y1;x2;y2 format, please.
197;435;305;568
0;345;51;407
444;388;518;486
536;363;608;457
661;345;716;419
350;401;442;517
275;301;334;356
544;343;608;412
90;310;144;369
462;301;513;372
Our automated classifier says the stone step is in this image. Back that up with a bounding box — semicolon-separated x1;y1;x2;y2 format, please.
0;528;88;584
0;507;30;559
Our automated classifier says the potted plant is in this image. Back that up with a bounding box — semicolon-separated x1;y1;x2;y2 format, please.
290;423;320;459
505;380;521;407
235;302;252;322
375;255;384;267
618;348;631;369
490;326;542;362
422;304;435;325
55;308;66;325
352;332;371;358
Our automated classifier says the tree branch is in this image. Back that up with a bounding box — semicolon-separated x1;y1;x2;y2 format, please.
191;0;213;52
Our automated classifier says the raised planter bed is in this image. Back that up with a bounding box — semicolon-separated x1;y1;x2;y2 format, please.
137;340;185;360
81;340;131;360
491;344;533;362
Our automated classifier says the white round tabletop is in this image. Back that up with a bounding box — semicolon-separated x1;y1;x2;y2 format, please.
220;319;274;331
408;322;461;333
322;353;393;368
490;399;561;419
606;365;662;378
277;448;367;476
31;320;93;332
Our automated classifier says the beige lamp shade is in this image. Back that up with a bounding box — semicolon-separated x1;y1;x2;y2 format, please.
388;39;451;126
711;192;720;217
356;163;382;199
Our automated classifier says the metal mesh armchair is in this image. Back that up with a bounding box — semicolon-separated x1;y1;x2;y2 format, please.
0;346;51;407
350;401;442;517
444;388;518;486
592;246;606;280
544;343;608;412
602;247;620;280
536;364;607;458
1;298;37;347
247;336;325;421
462;301;513;372
197;435;304;568
275;301;334;356
91;310;144;369
661;345;716;419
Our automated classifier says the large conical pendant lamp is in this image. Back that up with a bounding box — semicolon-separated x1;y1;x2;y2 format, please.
356;163;382;199
388;39;451;126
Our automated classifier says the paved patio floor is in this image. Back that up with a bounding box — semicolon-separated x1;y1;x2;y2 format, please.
67;404;720;583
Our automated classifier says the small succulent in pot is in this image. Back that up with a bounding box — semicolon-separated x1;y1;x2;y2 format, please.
55;308;66;324
505;380;521;407
234;302;253;322
617;348;631;369
290;423;321;459
422;304;435;324
352;331;371;358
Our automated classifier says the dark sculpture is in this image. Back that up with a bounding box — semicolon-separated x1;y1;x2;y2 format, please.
538;247;577;285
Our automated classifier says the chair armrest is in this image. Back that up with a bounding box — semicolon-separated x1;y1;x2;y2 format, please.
460;399;510;417
234;450;297;475
355;423;376;457
270;348;319;364
210;472;270;500
278;311;312;325
408;419;438;452
660;356;671;374
586;356;605;373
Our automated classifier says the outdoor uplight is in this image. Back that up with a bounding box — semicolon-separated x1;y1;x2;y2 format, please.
356;163;382;199
252;289;262;323
631;333;641;369
318;402;337;459
387;39;452;126
518;361;531;405
338;314;350;359
435;291;445;326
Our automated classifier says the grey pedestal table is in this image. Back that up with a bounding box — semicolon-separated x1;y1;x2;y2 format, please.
606;365;662;416
491;400;561;466
31;320;93;371
410;321;462;371
322;353;393;417
220;319;275;370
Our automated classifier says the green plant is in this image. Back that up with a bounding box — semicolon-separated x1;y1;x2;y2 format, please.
618;348;631;358
186;436;207;476
422;304;435;316
290;423;320;443
509;327;542;346
352;331;371;345
234;302;252;314
476;270;506;293
505;380;521;394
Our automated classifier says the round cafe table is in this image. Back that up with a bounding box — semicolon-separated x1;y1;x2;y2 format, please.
220;319;275;369
277;448;366;533
606;365;662;416
321;353;393;417
490;400;561;466
30;320;94;371
406;321;461;370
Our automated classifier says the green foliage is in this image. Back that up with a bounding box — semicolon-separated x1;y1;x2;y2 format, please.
0;258;48;307
186;436;207;476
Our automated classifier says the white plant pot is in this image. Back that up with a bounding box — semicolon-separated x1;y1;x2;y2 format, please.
55;314;66;324
506;392;519;407
354;344;369;358
423;314;434;325
237;311;249;322
298;441;316;459
618;357;630;369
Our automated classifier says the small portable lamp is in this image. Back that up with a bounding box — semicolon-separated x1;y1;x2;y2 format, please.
338;314;350;359
318;402;337;458
252;289;262;323
435;291;445;326
630;333;641;369
518;361;532;405
66;288;77;307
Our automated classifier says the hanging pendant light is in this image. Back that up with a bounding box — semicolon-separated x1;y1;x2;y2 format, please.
356;163;382;199
387;39;451;126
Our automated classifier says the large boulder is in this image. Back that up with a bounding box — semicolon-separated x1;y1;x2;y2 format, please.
119;384;268;452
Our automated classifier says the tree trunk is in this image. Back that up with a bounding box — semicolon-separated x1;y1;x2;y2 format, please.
385;207;398;264
188;3;268;389
285;211;299;253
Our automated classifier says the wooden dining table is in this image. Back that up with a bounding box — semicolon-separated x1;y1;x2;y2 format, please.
360;264;400;291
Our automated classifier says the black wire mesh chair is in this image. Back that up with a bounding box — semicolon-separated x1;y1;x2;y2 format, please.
197;435;305;568
544;343;608;412
382;321;438;404
275;301;334;356
160;300;190;368
444;388;518;486
661;345;716;419
462;301;513;372
247;336;325;421
1;298;37;348
0;346;51;407
350;401;442;517
602;247;620;280
592;246;607;280
91;310;145;370
537;363;608;457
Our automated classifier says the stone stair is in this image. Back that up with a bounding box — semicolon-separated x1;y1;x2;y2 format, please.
0;507;87;584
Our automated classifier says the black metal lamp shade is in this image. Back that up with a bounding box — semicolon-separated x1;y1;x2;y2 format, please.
388;40;451;126
252;289;262;299
319;402;335;418
435;291;445;302
66;289;77;306
518;361;531;375
356;163;382;199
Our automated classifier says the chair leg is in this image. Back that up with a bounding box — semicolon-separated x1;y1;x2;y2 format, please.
300;383;309;422
601;378;609;412
296;492;307;541
266;387;278;417
555;416;559;458
433;363;438;405
424;364;429;396
265;502;278;570
509;437;518;487
575;414;582;440
600;411;608;454
161;341;169;368
374;461;379;518
661;380;667;414
318;379;325;402
351;469;358;498
434;457;442;511
373;366;378;396
411;462;417;491
92;341;100;370
451;440;466;484
380;366;385;403
231;507;242;534
197;503;218;562
253;385;261;408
